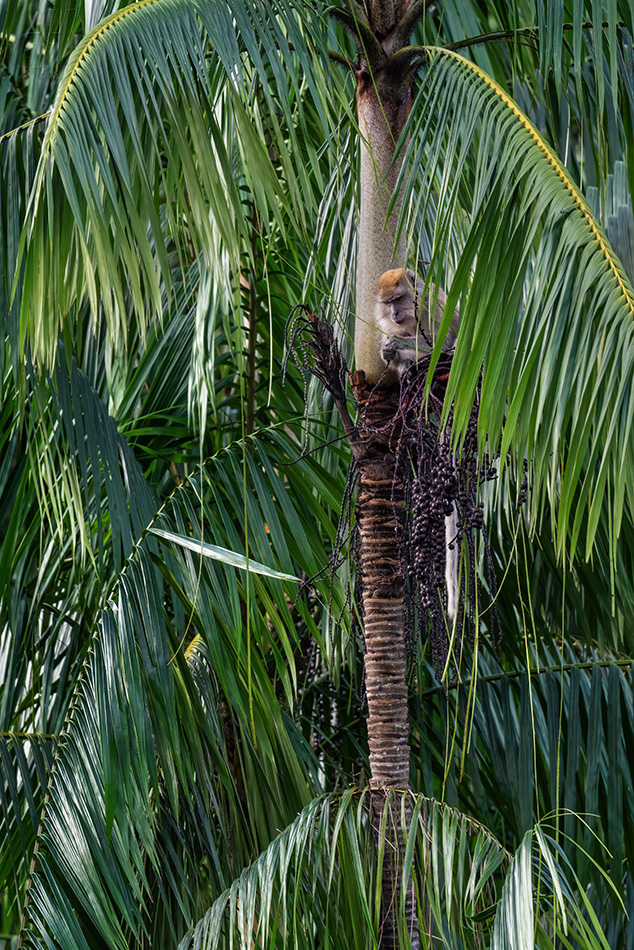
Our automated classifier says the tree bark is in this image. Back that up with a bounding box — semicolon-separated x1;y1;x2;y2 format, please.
352;378;419;950
357;454;408;787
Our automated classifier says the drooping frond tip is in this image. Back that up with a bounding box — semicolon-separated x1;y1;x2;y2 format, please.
404;48;634;565
436;47;634;320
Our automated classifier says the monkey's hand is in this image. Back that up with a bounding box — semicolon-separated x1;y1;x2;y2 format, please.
380;341;398;364
381;336;420;365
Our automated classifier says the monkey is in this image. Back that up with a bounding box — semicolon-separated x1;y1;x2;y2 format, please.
376;267;459;378
376;267;461;623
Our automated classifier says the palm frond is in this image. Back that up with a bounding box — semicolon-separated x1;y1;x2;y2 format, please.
481;467;634;654
180;790;612;950
493;825;617;950
17;0;339;367
149;527;299;580
398;48;634;565
535;3;634;119
28;349;156;574
179;792;507;950
16;423;352;947
20;530;311;948
0;734;56;934
588;162;634;286
410;640;634;944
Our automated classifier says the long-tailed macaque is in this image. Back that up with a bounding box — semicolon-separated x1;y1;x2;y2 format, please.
376;267;460;622
376;267;459;377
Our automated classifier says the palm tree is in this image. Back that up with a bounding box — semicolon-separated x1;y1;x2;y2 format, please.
2;0;634;947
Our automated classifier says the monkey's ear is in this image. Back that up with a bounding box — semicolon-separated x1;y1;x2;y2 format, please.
405;268;416;284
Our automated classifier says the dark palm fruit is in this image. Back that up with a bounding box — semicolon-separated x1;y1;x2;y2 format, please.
284;314;509;687
388;356;503;685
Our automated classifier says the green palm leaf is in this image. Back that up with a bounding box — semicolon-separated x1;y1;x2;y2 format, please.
180;791;613;950
0;734;56;930
18;0;338;366
397;48;634;564
19;488;324;948
149;527;299;581
410;638;634;944
4;1;634;946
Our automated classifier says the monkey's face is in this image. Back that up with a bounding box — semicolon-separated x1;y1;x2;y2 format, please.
379;286;417;335
387;291;415;326
377;268;418;334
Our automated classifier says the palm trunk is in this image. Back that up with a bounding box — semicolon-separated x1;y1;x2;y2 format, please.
329;4;426;944
354;44;418;950
352;381;419;950
357;455;408;787
355;79;410;385
359;462;419;949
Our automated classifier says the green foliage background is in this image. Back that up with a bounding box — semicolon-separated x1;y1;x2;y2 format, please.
1;0;634;947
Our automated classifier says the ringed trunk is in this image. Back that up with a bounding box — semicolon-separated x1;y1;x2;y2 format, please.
347;10;420;945
353;382;419;950
357;454;408;787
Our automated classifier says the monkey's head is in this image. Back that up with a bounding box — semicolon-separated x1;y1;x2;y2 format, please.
377;268;418;328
